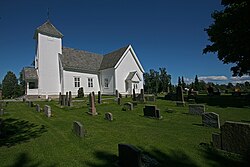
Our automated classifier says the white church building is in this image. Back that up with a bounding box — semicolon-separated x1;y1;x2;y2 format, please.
23;20;144;98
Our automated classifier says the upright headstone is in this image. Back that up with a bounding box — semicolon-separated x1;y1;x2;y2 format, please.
92;91;95;103
28;101;33;107
36;104;40;112
118;144;142;167
202;112;220;128
123;102;133;111
143;105;161;119
105;112;113;121
61;95;66;106
73;121;84;137
98;91;101;104
88;93;97;116
140;89;145;102
116;90;119;98
59;92;62;104
189;104;205;115
132;89;136;101
68;91;72;106
117;97;121;105
44;105;51;117
65;92;68;106
176;86;185;106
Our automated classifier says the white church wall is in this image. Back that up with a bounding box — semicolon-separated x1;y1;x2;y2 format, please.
99;68;115;95
115;49;144;94
37;33;62;95
63;70;100;95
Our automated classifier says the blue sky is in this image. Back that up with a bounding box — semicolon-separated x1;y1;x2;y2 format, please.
0;0;249;85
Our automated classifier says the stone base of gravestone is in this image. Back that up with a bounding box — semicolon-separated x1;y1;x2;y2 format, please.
143;105;162;119
221;121;250;155
118;144;142;167
176;101;185;107
44;105;51;117
123;102;133;111
202;112;220;128
105;112;113;121
36;104;40;112
73;121;84;137
212;133;222;149
189;104;205;115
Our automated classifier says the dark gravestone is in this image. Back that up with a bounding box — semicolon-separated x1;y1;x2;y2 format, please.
65;92;68;106
117;97;121;105
133;89;136;101
202;112;220;128
105;112;113;121
68;91;72;106
140;89;145;102
28;101;33;107
124;102;133;110
61;95;66;106
176;86;184;102
59;92;62;104
221;121;250;155
118;144;142;167
145;95;155;102
98;91;101;104
92;91;95;103
73;121;84;137
189;104;205;115
116;90;119;98
143;105;161;119
36;104;40;112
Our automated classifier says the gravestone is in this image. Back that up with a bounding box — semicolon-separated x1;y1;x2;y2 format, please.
0;109;4;116
117;97;121;105
61;95;66;106
98;91;101;104
176;86;185;106
116;90;119;98
105;112;113;121
36;104;40;112
189;104;205;115
65;92;68;106
92;91;95;103
59;92;62;104
143;105;161;119
28;101;33;107
68;91;72;106
140;89;145;102
118;144;142;167
88;93;97;116
221;121;250;155
202;112;220;128
73;121;84;137
123;102;133;111
44;105;51;117
133;89;136;101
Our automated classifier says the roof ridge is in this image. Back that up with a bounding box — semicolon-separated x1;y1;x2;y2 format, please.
63;47;103;56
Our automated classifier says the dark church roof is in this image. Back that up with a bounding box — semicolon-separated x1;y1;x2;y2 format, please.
34;20;63;39
60;45;130;73
23;67;38;80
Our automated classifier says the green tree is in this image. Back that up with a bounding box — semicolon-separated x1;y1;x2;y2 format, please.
19;71;25;96
159;68;171;93
203;0;250;76
181;76;186;88
2;71;19;98
178;77;181;86
194;75;200;91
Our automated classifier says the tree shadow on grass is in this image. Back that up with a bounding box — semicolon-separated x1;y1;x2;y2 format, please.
85;150;118;167
0;118;47;147
6;152;57;167
199;143;249;167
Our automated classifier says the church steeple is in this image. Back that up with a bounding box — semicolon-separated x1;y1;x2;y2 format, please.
33;20;63;39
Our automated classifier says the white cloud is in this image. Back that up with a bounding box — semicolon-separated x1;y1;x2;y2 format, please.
230;75;250;83
198;76;228;82
184;77;193;84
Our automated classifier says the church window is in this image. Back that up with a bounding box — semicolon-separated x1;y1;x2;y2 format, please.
104;78;109;88
133;83;138;89
88;78;93;87
74;77;80;87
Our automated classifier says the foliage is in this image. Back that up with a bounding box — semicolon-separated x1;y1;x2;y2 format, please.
144;68;171;94
18;71;25;96
2;71;19;98
204;0;250;76
194;75;200;91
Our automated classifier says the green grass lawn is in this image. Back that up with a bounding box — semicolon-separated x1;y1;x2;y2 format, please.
0;97;249;167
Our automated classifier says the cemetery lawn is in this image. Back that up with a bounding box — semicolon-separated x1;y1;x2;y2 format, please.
0;97;250;167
